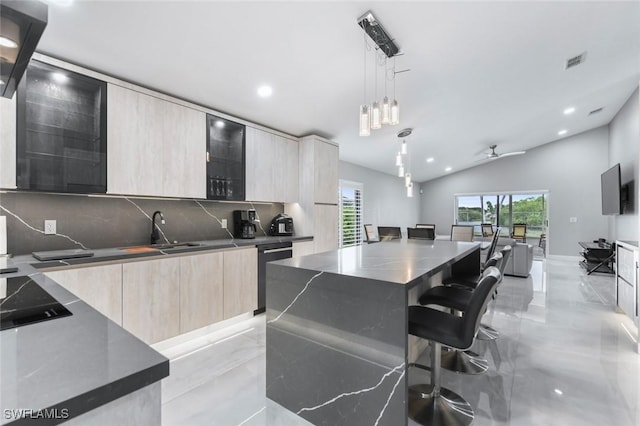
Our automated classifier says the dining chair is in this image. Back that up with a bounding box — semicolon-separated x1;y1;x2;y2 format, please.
511;223;527;242
363;224;378;242
377;226;402;241
407;227;435;240
450;225;474;242
481;223;494;238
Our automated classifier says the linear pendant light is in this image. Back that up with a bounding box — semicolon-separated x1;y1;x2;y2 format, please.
356;11;403;136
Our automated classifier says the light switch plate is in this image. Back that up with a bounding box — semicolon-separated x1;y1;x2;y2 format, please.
569;217;578;223
44;220;56;235
221;219;227;229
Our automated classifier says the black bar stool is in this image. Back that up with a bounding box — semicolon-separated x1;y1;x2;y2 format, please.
440;245;511;341
408;267;502;426
417;252;503;375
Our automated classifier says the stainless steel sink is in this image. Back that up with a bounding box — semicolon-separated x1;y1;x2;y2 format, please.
119;242;202;252
149;242;201;249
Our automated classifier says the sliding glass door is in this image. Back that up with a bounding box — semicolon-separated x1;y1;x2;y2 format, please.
455;192;548;239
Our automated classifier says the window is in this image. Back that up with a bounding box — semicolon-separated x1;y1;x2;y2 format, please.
339;180;363;247
455;192;548;237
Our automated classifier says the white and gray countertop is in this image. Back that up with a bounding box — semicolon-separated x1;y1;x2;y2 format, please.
0;235;312;424
8;235;314;271
273;239;479;287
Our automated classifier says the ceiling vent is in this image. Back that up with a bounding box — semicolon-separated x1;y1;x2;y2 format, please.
565;51;587;70
588;107;604;116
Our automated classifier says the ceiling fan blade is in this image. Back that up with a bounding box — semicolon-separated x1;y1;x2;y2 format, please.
499;151;526;158
473;156;497;163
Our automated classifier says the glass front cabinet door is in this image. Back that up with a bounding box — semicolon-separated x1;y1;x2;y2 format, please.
206;114;245;201
16;60;107;193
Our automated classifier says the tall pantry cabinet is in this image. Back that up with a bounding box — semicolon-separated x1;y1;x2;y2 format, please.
288;135;339;254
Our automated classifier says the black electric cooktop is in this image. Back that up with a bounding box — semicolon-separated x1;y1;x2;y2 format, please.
1;276;72;331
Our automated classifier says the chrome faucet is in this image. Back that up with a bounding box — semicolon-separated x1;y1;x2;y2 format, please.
150;211;165;245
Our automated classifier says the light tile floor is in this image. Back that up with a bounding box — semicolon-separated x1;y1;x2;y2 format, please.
160;257;639;425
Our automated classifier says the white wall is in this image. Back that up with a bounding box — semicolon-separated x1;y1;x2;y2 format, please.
339;161;421;236
419;126;610;256
608;88;639;242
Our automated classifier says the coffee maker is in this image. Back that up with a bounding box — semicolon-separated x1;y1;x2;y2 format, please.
233;209;257;239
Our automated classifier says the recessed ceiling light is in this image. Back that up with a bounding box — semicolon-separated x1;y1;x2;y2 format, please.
563;107;575;115
0;36;18;49
554;389;563;396
51;72;68;83
558;129;568;136
445;167;452;172
214;120;225;128
426;157;434;163
257;85;273;98
0;80;5;86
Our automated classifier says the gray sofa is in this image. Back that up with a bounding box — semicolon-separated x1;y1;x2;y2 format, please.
496;237;534;277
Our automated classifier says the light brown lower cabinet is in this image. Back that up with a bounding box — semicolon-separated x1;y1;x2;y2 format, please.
223;247;258;319
45;264;123;326
44;246;258;345
122;257;181;344
179;252;224;334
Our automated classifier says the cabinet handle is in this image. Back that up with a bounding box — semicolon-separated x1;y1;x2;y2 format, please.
206;152;210;163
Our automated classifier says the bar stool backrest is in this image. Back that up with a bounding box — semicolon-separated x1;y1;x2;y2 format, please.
498;245;512;277
460;266;502;347
485;251;502;270
484;227;502;261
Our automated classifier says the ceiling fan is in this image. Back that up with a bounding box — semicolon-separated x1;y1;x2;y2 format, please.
480;144;526;161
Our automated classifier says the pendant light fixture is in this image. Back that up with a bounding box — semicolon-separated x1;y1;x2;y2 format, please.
381;57;391;125
370;51;381;130
401;139;407;155
359;105;370;136
395;152;402;166
407;182;414;197
356;11;404;136
390;56;400;125
405;172;411;187
398;164;404;177
358;33;370;137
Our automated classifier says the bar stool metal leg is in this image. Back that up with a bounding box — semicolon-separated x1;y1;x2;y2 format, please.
440;347;489;375
409;341;474;426
476;323;499;341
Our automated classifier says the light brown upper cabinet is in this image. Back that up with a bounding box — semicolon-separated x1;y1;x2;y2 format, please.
107;84;206;198
245;126;299;203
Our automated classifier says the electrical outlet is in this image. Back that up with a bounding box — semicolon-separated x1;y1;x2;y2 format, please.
221;219;227;229
44;220;56;235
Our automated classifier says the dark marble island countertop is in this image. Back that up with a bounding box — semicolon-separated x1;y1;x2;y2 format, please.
0;267;168;425
272;238;479;287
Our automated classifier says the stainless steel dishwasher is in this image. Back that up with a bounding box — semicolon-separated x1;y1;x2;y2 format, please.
256;241;292;314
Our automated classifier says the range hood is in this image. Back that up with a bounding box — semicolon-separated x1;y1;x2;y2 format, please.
0;0;47;99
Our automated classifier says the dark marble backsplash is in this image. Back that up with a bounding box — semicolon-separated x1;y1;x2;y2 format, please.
0;191;283;255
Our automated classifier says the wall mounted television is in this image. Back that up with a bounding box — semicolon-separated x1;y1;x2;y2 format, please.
601;163;622;215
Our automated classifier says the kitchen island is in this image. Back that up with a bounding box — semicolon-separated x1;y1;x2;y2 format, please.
266;239;480;425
